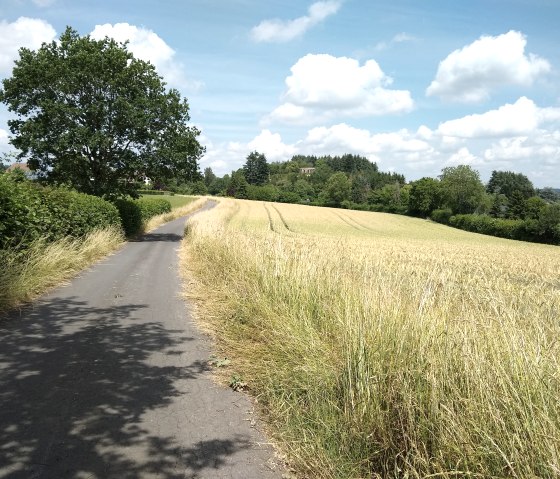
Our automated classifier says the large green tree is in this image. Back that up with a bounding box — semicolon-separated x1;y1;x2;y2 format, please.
320;172;351;207
243;151;269;185
408;177;442;216
486;170;535;199
0;27;203;198
439;165;488;214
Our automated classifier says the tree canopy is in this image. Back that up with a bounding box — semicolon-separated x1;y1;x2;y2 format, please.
243;151;269;185
439;165;487;214
0;27;203;198
487;170;535;199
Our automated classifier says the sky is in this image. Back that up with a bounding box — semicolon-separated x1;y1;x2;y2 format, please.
0;0;559;187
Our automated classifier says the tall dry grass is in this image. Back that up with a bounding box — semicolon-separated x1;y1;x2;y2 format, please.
0;227;124;312
182;198;560;478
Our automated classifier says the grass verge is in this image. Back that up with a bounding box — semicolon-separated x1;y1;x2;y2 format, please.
0;227;124;313
143;196;208;232
140;193;197;209
181;198;560;478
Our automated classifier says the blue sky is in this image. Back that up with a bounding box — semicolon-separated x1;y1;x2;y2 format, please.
1;0;559;186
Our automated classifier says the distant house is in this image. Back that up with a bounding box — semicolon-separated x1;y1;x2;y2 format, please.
300;167;315;175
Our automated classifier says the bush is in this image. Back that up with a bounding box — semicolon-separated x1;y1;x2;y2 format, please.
113;197;172;237
0;173;121;250
137;189;166;195
448;214;557;244
247;184;280;202
430;208;453;224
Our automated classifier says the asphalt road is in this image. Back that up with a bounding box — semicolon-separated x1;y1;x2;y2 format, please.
0;203;284;479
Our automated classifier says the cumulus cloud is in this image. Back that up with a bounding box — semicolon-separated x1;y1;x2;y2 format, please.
248;130;297;162
437;97;560;138
266;54;414;124
90;23;199;90
0;17;56;74
204;97;560;186
427;30;550;102
445;147;482;166
251;1;341;43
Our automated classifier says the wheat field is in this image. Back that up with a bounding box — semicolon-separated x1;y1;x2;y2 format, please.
182;198;560;478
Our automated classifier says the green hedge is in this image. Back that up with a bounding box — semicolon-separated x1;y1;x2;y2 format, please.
0;173;121;250
113;197;172;237
137;189;166;195
444;213;559;244
430;208;453;224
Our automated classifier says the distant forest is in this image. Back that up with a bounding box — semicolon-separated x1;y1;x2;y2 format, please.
161;152;560;245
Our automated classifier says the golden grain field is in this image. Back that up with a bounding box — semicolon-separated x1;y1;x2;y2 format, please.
182;198;560;479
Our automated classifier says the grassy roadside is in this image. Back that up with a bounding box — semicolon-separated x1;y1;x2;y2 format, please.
0;227;124;312
0;196;208;314
180;198;560;478
140;193;196;209
143;196;208;232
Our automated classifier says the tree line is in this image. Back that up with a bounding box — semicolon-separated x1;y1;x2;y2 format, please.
170;152;560;245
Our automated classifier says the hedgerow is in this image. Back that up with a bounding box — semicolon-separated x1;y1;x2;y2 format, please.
0;172;121;250
113;197;172;237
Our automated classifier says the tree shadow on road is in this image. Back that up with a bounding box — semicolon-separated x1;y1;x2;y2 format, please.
0;297;254;478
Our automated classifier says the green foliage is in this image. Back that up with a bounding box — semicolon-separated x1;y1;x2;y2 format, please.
137;190;166;195
113;197;171;237
208;176;228;196
226;171;249;199
487;170;535;199
445;208;560;244
320;172;351;207
350;173;371;204
439;165;488;214
203;167;216;187
524;196;547;220
408;177;442;216
370;182;410;213
246;184;280;202
449;215;529;241
243;151;269;185
0;173;121;250
430;208;453;224
537;187;560;203
309;159;333;186
0;27;203;198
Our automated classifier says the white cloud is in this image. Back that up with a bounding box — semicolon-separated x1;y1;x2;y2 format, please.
248;130;297;162
204;97;560;186
436;97;560;138
266;54;413;124
0;17;56;74
90;23;199;90
251;1;341;43
374;32;417;51
427;30;550;102
445;147;482;166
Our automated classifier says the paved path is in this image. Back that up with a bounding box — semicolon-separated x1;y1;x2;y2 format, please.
0;204;284;479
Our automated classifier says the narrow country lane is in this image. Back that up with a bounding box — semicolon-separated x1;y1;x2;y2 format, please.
0;203;283;479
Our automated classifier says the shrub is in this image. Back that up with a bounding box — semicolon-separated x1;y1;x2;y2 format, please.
448;214;556;244
0;173;120;250
430;208;453;224
247;184;280;202
113;197;172;237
